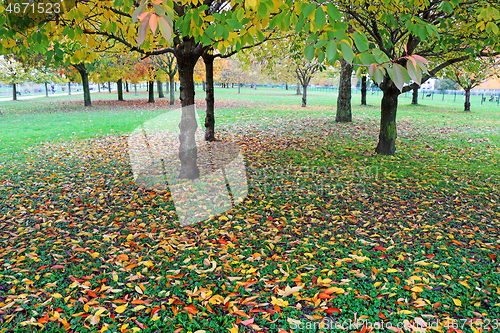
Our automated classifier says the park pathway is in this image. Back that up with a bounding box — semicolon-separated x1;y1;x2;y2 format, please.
0;91;84;102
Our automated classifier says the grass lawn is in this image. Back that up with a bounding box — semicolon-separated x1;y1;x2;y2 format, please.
0;88;500;332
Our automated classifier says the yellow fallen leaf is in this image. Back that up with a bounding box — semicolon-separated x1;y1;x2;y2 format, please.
132;305;145;311
459;281;470;289
135;285;143;295
115;304;127;313
228;324;238;333
90;252;99;258
52;293;63;299
387;268;398;273
411;287;423;293
453;299;462;307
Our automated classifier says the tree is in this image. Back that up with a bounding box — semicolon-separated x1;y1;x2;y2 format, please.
435;78;460;91
0;57;31;100
30;66;62;97
442;57;500;111
296;60;320;107
336;59;353;121
152;53;177;105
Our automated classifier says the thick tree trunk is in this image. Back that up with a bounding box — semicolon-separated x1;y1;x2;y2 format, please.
68;82;71;95
411;86;418;105
336;60;353;122
169;75;175;105
157;80;164;98
296;81;301;95
148;81;154;103
361;75;367;105
302;84;307;107
125;81;129;92
464;89;471;112
176;53;200;179
117;78;124;101
74;63;92;107
45;83;48;97
12;84;17;101
203;53;216;141
375;82;400;155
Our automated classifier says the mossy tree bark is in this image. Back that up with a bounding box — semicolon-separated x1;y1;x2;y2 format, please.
375;77;401;155
336;59;352;122
169;76;175;105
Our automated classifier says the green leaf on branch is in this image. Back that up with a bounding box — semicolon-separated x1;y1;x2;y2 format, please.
314;7;326;28
326;40;337;61
305;44;315;61
326;3;341;22
353;32;369;52
340;41;354;64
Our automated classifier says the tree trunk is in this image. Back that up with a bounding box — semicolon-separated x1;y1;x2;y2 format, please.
203;53;216;142
296;81;301;95
148;81;154;103
176;53;200;179
361;75;367;105
169;75;175;105
45;82;48;97
165;80;169;94
98;84;101;93
302;84;307;107
108;82;111;93
74;63;92;106
285;82;288;90
117;79;124;101
202;80;206;91
464;88;471;112
134;83;137;95
336;59;353;122
125;81;129;92
238;83;241;94
157;80;164;98
375;82;400;155
411;86;418;105
68;82;71;95
12;83;17;101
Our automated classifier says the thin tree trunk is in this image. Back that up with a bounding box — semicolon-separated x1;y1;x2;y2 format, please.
68;82;71;95
203;53;215;141
12;83;17;101
285;82;288;90
73;63;91;106
134;83;137;95
375;82;400;155
202;80;206;91
302;84;307;107
98;84;100;93
148;81;154;103
176;53;200;179
411;86;418;105
117;78;124;101
125;81;129;92
336;60;353;122
238;83;241;94
296;81;301;95
45;82;48;97
169;75;175;105
108;82;111;93
361;75;367;105
464;89;471;112
157;80;164;98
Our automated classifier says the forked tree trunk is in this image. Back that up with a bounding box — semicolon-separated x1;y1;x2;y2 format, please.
157;80;164;98
375;80;400;155
203;53;216;141
117;79;124;101
361;75;367;105
12;83;17;101
148;81;154;103
411;86;418;105
464;88;471;112
302;84;307;107
169;75;175;105
296;81;301;95
336;59;352;122
73;63;91;106
45;83;48;97
176;53;200;179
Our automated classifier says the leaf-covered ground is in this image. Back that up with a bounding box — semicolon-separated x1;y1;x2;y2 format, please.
1;91;500;333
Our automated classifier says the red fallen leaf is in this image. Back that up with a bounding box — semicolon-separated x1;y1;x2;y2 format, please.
133;319;147;329
55;307;63;312
132;300;146;305
38;314;49;324
36;265;49;271
70;277;84;283
51;265;66;270
434;302;441;309
218;238;228;245
250;309;267;313
318;293;332;299
184;304;197;315
489;254;497;261
173;329;183;333
373;246;386;252
359;325;368;333
87;291;98;298
378;312;387;320
425;254;436;259
151;307;160;315
241;317;254;326
325;307;341;314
